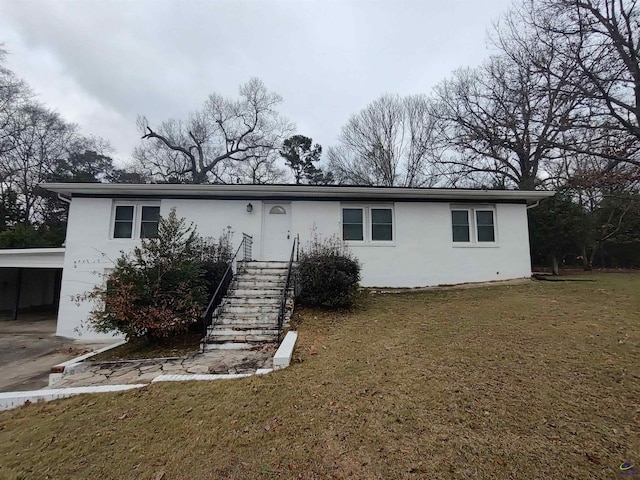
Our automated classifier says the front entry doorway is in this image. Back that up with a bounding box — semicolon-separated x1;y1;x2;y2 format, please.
261;202;293;260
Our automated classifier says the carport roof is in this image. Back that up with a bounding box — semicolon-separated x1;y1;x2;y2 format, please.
0;248;65;269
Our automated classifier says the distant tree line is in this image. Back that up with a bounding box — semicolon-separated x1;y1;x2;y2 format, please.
0;47;148;248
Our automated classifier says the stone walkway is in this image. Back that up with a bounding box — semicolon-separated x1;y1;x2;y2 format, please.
54;348;274;388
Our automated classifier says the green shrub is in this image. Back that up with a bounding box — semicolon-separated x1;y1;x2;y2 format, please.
197;226;234;302
82;210;233;341
297;233;360;308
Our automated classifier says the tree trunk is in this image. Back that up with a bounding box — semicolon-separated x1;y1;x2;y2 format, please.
551;255;559;275
589;244;599;271
581;245;592;271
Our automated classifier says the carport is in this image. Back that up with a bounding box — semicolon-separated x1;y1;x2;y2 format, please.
0;248;65;321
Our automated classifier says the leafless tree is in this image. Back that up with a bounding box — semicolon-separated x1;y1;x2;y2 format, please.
227;146;287;184
327;94;441;187
135;78;294;184
2;103;77;222
506;0;640;170
0;46;32;181
432;31;582;190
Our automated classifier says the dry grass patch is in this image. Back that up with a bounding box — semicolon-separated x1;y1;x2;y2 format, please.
0;274;638;479
90;334;202;361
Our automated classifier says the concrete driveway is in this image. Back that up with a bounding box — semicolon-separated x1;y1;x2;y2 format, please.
0;313;109;392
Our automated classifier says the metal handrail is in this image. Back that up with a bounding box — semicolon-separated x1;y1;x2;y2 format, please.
201;233;252;350
277;234;299;343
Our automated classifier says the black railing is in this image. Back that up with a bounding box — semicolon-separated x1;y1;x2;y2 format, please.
201;233;253;350
277;234;299;343
242;232;252;261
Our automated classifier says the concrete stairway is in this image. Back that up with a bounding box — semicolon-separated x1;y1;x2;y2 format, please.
203;261;293;350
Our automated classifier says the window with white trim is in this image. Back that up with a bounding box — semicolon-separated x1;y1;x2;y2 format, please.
113;206;134;238
371;208;393;241
342;205;394;243
140;206;160;238
451;206;496;244
342;208;364;241
112;203;160;239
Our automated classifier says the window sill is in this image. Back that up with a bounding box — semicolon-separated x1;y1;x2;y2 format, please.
345;241;396;247
452;243;499;248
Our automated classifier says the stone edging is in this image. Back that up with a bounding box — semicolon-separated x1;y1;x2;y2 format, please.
0;384;146;411
1;332;298;411
49;339;128;386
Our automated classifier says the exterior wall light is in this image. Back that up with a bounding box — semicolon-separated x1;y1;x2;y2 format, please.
246;203;253;213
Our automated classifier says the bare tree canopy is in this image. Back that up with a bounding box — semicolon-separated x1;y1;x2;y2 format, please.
0;46;32;169
135;78;294;184
432;44;580;189
327;94;440;187
503;0;640;169
0;48;134;248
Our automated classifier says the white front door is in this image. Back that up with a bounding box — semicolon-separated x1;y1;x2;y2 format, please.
261;202;293;260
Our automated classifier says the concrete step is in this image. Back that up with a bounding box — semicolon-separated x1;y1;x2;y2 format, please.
236;274;287;282
207;333;278;343
214;319;278;329
221;304;281;314
239;261;289;269
222;303;280;311
235;280;286;289
224;296;282;305
231;288;283;296
215;313;279;322
240;267;288;275
203;342;255;350
209;327;279;336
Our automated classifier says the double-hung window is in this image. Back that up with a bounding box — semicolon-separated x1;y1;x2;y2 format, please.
342;208;364;241
475;210;495;242
140;206;161;238
371;208;393;241
451;210;470;242
342;205;394;243
113;206;135;239
451;206;496;244
112;203;160;239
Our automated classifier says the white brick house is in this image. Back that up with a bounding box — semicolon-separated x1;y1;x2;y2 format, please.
42;183;553;339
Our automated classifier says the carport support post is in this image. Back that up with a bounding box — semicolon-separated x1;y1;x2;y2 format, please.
12;268;23;321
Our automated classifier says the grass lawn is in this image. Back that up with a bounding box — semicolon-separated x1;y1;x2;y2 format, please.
0;273;638;479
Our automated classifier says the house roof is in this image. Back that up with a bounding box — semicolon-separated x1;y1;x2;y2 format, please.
42;183;555;204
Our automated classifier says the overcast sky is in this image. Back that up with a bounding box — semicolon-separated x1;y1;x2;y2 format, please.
0;0;513;165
